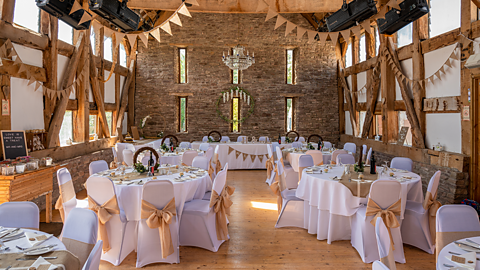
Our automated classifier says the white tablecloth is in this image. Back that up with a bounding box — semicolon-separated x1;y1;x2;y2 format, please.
284;151;333;172
113;170;212;222
437;236;480;269
1;228;66;253
295;166;424;244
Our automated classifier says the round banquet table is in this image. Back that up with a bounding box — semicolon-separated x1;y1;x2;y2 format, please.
295;166;424;244
0;228;65;253
283;150;333;172
101;168;212;223
437;236;480;269
159;153;182;165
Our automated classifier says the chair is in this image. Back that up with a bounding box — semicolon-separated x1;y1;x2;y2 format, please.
114;143;134;163
305;150;323;166
0;202;39;230
220;136;230;142
205;147;215;180
182;150;198;166
323;141;332;149
179;142;191;149
375;218;396;270
111;147;117;161
336;153;356;165
351;180;405;263
136;180;180;266
85;176;136;266
55;168;89;224
343;142;356;153
275;146;298;189
259;136;269;142
202;136;213;142
401;171;441;254
281;136;286;144
63;208;98;266
237;136;247;142
390;157;413;172
372;261;391;270
363;144;367;156
298;137;305;143
275;161;305;229
331;149;348;165
297;155;314;182
179;164;233;252
82;240;103;270
123;149;134;166
199;143;210;151
366;148;373;165
152;140;163;150
292;142;302;148
89;160;109;176
192;156;209;171
265;144;276;186
435;205;480;260
271;142;280;161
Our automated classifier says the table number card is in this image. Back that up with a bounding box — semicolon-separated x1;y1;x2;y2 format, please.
397;126;409;145
451;255;466;264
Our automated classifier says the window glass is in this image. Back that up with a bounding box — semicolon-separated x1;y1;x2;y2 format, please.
104;37;113;62
120;43;127;67
398;111;412;146
89;115;97;135
286;49;294;84
358;111;366;137
286;98;294;131
90;30;96;55
359;34;366;62
59;111;73;146
430;0;460;38
232;98;239;132
375;114;383;137
233;70;239;84
58;20;73;44
345;42;352;68
106;111;113;133
397;23;413;47
179;97;187;132
179;48;186;83
375;26;380;56
13;0;39;32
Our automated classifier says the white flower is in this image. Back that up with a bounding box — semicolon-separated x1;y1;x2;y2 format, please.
141;115;151;128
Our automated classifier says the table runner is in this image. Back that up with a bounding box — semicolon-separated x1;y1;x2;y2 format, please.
0;250;81;270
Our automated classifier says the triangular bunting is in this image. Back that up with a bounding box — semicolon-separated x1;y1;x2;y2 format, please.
78;11;92;25
265;8;278;22
114;32;124;49
177;4;192;17
274;15;287;30
235;150;241;159
57;90;62;99
307;30;318;42
387;0;401;10
435;71;442;80
170;13;182;27
0;46;7;58
450;50;459;60
8;48;17;58
439;66;445;74
242;153;248;161
429;77;435;85
27;75;36;86
296;27;307;41
328;32;339;44
361;20;372;35
463;36;473;47
138;32;148;48
17;64;27;74
185;0;199;6
258;155;264;163
228;146;234;155
340;29;351;42
284;21;296;37
352;25;362;39
256;0;268;12
13;56;22;65
160;21;173;35
127;34;138;48
150;28;161;43
445;59;453;68
69;0;82;15
318;32;328;44
42;86;47;95
34;81;42;91
250;155;256;163
92;20;103;33
103;27;114;38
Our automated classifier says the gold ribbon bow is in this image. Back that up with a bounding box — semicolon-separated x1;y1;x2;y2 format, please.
366;198;402;250
215;159;222;174
55;195;65;223
265;155;274;180
208;162;215;181
88;195;120;252
423;191;442;245
141;199;177;259
209;185;235;240
270;181;282;214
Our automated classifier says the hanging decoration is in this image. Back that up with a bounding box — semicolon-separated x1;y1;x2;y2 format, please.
215;86;255;124
227;146;267;164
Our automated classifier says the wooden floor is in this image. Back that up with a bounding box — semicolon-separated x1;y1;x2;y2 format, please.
41;170;436;269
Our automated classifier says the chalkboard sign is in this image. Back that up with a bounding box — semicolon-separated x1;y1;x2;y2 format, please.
397;126;410;146
1;130;28;160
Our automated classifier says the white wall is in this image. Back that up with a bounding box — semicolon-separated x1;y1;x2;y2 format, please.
11;78;45;130
357;71;367;103
426;113;461;153
345;111;352;136
12;44;42;67
104;70;116;103
122;112;128;134
57;55;77;100
424;44;460;98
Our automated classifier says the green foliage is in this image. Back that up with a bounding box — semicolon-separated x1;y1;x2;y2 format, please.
134;163;147;173
180;49;186;83
180;98;186;132
215;86;255;125
286;50;293;84
307;143;315;150
285;137;293;143
354;162;365;173
161;143;175;152
207;137;214;143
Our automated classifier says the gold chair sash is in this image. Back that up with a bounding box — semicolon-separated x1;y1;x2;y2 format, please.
366;198;402;250
110;157;118;169
436;231;480;261
266;155;274;180
380;245;397;270
208;162;215;181
140;198;177;259
423;191;442;245
209;185;235;240
214;153;222;173
55;181;76;223
62;237;95;267
270;181;282;214
88;195;120;252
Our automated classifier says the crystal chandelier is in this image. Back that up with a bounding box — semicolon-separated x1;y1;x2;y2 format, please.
222;45;255;71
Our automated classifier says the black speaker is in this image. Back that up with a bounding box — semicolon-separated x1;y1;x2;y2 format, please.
89;0;140;32
326;0;377;32
36;0;91;30
377;0;429;35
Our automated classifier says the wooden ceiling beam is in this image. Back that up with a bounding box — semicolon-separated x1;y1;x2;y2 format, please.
127;0;345;13
301;13;318;30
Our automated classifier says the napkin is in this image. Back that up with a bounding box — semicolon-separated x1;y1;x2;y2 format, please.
446;251;477;270
25;232;52;247
31;256;64;270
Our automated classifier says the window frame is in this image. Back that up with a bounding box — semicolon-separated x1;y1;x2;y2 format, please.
230;97;241;133
285;97;295;132
286;49;296;85
178;96;188;133
178;48;187;84
89;114;97;137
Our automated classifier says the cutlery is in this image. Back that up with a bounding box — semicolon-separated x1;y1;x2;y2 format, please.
1;234;25;242
454;241;480;250
0;228;19;239
5;266;11;270
467;239;480;247
443;263;454;268
16;257;57;261
16;244;56;251
126;182;134;185
448;251;480;260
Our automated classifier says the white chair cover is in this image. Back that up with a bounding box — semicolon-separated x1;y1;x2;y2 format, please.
265;145;276;186
436;204;480;260
236;136;247;142
199;143;210;151
401;171;441;254
375;218;396;270
89;160;109;176
82;240;103;270
275;146;298;189
220;136;230;142
85;176;136;266
271;142;280;160
182;150;198;166
372;261;390;270
111;147;117;159
366;148;373;165
0;202;39;229
343;142;356;153
336;153;356;165
179;142;191;149
298;137;305;143
331;150;348;164
363;144;367;155
275;161;305;229
202;136;213;142
150;140;162;149
115;143;133;163
179;164;230;252
306;150;323;166
351;180;405;263
205;147;214;162
390;157;413;172
259;136;269;142
292;142;302;148
297;155;314;182
56;168;89;228
136;180;179;266
192;156;209;170
323;141;332;149
63;208;98;266
281;136;286;144
123;149;134;166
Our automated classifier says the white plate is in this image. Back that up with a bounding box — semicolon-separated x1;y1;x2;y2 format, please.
24;245;55;255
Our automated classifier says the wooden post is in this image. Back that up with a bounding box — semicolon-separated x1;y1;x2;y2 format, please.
351;36;360;136
96;27;105;138
336;43;345;135
461;0;472;156
0;0;15;23
89;47;111;138
116;65;134;132
363;24;377;138
380;35;398;143
73;28;90;143
127;44;137;135
0;75;11;131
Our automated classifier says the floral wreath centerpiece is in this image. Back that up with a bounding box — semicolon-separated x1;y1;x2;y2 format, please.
215;86;255;125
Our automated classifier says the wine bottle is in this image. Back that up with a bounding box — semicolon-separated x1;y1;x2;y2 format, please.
318;139;322;150
278;134;281;144
370;151;376;174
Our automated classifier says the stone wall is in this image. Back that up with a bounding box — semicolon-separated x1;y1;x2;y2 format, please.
32;149;114;211
135;13;339;143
